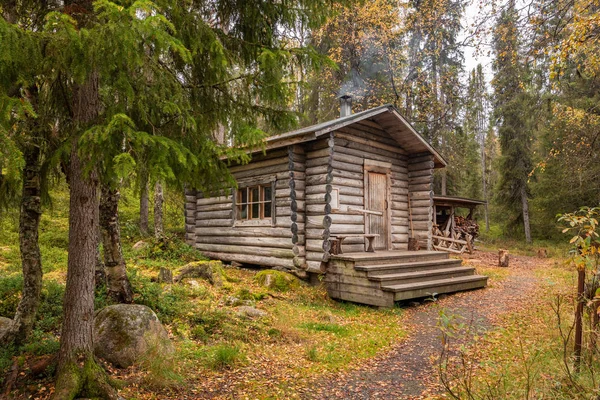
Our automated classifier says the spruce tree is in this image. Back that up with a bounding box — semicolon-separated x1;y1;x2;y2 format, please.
492;0;533;243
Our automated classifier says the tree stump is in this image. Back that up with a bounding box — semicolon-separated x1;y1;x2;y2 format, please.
158;267;173;284
537;248;547;258
499;249;509;267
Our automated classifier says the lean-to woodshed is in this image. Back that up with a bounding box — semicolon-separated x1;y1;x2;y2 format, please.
184;103;447;278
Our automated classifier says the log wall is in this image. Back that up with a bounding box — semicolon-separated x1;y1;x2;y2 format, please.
192;149;297;270
330;126;410;252
408;153;434;249
184;187;197;245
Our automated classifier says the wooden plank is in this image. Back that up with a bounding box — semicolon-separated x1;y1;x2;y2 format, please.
201;251;296;268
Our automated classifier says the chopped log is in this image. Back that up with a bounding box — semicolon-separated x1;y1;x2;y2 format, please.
499;249;509;267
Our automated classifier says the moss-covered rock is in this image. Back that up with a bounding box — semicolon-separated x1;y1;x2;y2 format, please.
254;270;299;292
174;260;224;286
94;304;173;368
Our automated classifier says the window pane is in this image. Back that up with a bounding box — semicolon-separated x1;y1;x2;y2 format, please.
263;201;272;218
239;204;247;219
251;202;259;219
251;187;259;202
263;186;272;202
240;189;247;204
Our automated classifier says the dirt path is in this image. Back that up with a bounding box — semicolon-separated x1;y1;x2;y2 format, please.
301;250;546;400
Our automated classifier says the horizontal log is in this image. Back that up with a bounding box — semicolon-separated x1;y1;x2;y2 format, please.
408;175;433;186
233;163;289;180
197;196;232;206
410;199;432;208
195;243;294;258
201;252;296;269
392;233;409;243
196;202;233;212
408;168;433;178
392;243;409;251
196;219;233;227
407;160;435;172
185;195;196;202
408;183;432;193
334;137;407;161
195;227;292;238
230;156;288;173
329;213;365;224
305;156;330;168
195;236;292;248
411;221;432;231
391;225;409;234
336;127;400;149
196;210;233;220
408;153;434;164
329;224;365;235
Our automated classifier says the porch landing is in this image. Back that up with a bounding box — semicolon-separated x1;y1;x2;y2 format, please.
325;250;488;308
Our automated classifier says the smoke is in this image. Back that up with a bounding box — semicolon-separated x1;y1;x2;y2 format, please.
336;34;388;101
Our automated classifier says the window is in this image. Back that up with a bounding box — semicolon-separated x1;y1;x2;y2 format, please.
237;184;273;220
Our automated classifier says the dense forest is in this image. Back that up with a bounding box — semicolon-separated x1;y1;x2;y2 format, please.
0;0;599;398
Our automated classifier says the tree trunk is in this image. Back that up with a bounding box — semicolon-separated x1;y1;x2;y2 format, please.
100;184;133;303
139;172;149;236
52;68;117;399
574;268;585;372
520;184;532;244
441;170;447;196
481;140;490;232
0;146;43;346
154;181;164;239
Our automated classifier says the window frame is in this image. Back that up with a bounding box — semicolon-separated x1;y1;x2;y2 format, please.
234;180;276;227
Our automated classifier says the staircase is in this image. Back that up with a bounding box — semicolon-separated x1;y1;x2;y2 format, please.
325;250;488;308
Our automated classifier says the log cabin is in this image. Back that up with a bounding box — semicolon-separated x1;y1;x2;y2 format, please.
184;98;488;307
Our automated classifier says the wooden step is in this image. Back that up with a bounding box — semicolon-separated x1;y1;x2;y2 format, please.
369;266;477;285
381;275;489;301
356;258;463;275
332;250;449;267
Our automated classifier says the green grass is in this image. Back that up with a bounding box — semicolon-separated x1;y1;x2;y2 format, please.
299;322;350;336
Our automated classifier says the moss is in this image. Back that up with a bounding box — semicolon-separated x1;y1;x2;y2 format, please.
254;270;299;292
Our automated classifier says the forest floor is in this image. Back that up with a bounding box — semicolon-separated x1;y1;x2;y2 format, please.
1;218;576;400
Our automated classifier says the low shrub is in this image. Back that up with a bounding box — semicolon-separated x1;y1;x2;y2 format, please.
205;344;246;370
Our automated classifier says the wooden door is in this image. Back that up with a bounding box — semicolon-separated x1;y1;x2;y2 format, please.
366;172;388;250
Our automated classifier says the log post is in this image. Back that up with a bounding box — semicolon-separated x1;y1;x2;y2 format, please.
498;249;509;267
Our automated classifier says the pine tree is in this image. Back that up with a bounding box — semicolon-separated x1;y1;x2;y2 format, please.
464;64;490;230
492;0;533;243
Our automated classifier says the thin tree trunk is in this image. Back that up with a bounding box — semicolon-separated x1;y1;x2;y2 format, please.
95;224;105;288
520;184;532;244
52;68;117;399
139;172;149;236
153;181;164;240
100;184;133;303
441;171;447;196
0;146;43;345
481;141;490;232
574;268;585;372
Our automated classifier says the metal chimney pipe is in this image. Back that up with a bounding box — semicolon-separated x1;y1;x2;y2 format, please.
339;94;352;118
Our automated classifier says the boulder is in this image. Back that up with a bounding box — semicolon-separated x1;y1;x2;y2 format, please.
255;269;299;292
94;304;173;368
0;316;13;337
236;306;267;319
174;261;224;286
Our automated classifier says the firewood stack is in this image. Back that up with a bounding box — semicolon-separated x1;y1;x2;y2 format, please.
454;216;480;242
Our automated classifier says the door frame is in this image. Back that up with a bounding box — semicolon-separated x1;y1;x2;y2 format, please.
363;159;392;251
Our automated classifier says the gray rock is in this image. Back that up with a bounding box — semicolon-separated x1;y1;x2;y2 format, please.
94;304;173;368
236;306;267;319
132;240;148;251
0;316;13;337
